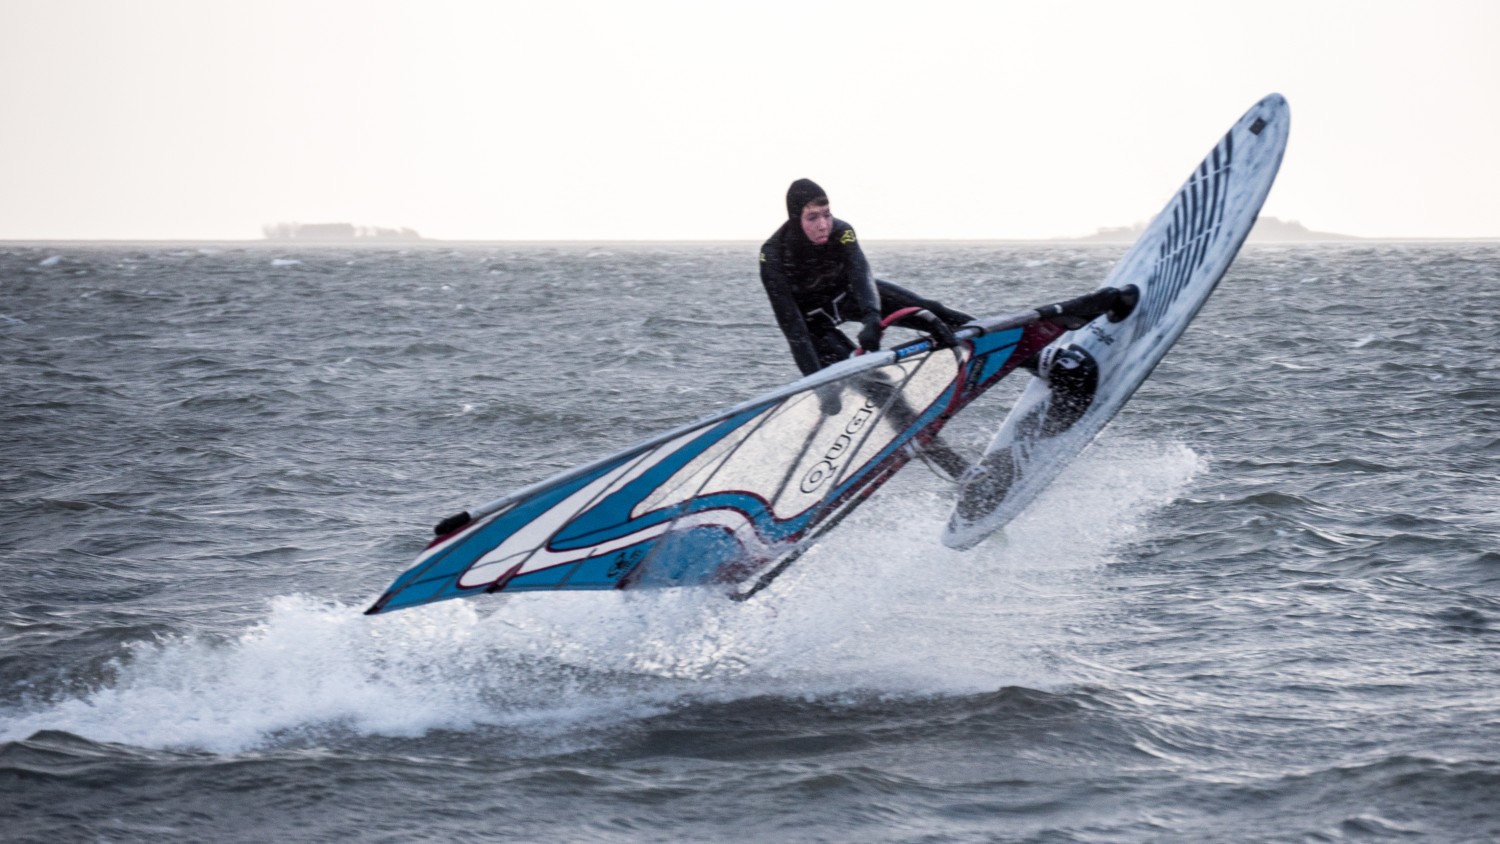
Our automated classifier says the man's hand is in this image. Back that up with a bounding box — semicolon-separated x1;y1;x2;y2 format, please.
925;317;958;349
909;310;958;349
857;317;883;353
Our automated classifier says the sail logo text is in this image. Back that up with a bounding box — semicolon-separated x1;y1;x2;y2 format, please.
800;398;879;493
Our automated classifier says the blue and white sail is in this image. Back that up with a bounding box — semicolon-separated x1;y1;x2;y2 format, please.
366;311;1064;615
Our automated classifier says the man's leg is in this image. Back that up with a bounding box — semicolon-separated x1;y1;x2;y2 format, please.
809;324;857;370
909;435;971;482
855;367;973;483
1039;285;1140;329
875;279;974;327
806;326;856;415
865;281;981;480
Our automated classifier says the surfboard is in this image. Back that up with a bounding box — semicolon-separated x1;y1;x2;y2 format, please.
943;93;1290;550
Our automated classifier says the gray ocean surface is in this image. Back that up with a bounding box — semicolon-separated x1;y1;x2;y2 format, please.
1;241;1498;843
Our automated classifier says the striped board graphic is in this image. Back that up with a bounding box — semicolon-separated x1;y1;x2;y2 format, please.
943;94;1290;550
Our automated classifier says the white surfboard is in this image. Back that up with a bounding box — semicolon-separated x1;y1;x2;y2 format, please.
943;93;1290;550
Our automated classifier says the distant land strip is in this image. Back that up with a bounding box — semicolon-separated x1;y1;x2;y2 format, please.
1075;217;1358;243
254;217;1372;244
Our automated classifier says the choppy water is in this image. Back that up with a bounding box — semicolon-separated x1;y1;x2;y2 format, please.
2;240;1498;843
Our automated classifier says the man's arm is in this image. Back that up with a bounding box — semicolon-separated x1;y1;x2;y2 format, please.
838;226;882;321
760;251;824;376
836;225;884;351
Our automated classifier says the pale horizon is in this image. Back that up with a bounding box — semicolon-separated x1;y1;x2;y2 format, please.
2;1;1497;242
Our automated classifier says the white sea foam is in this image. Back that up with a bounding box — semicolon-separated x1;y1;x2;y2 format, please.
1003;436;1203;556
0;436;1199;754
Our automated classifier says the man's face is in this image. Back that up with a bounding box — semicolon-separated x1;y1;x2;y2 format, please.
800;202;833;245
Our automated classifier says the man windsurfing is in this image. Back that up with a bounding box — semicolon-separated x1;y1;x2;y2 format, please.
759;179;972;376
758;178;1136;480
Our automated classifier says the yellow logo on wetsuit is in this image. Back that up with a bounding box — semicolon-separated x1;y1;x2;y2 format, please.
839;230;857;245
759;251;766;262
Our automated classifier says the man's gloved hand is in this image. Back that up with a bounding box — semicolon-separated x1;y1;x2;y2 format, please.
857;317;883;353
913;310;958;349
926;316;959;349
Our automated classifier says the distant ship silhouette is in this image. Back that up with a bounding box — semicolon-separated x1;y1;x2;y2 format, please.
263;222;422;242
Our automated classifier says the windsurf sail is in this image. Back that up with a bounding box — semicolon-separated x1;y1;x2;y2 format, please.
365;308;1069;615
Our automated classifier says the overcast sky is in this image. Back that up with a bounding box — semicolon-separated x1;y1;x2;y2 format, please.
2;0;1497;241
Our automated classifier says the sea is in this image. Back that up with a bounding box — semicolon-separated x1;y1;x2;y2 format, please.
2;240;1497;843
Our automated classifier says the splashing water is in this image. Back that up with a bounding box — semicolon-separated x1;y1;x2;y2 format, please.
1;436;1199;754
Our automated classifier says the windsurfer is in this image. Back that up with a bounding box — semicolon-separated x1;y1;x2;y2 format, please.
757;178;1137;481
759;179;974;376
758;179;980;479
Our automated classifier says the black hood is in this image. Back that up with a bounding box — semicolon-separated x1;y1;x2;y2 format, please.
785;178;828;222
783;178;833;261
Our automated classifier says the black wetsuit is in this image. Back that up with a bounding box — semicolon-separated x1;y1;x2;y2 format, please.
759;218;974;376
